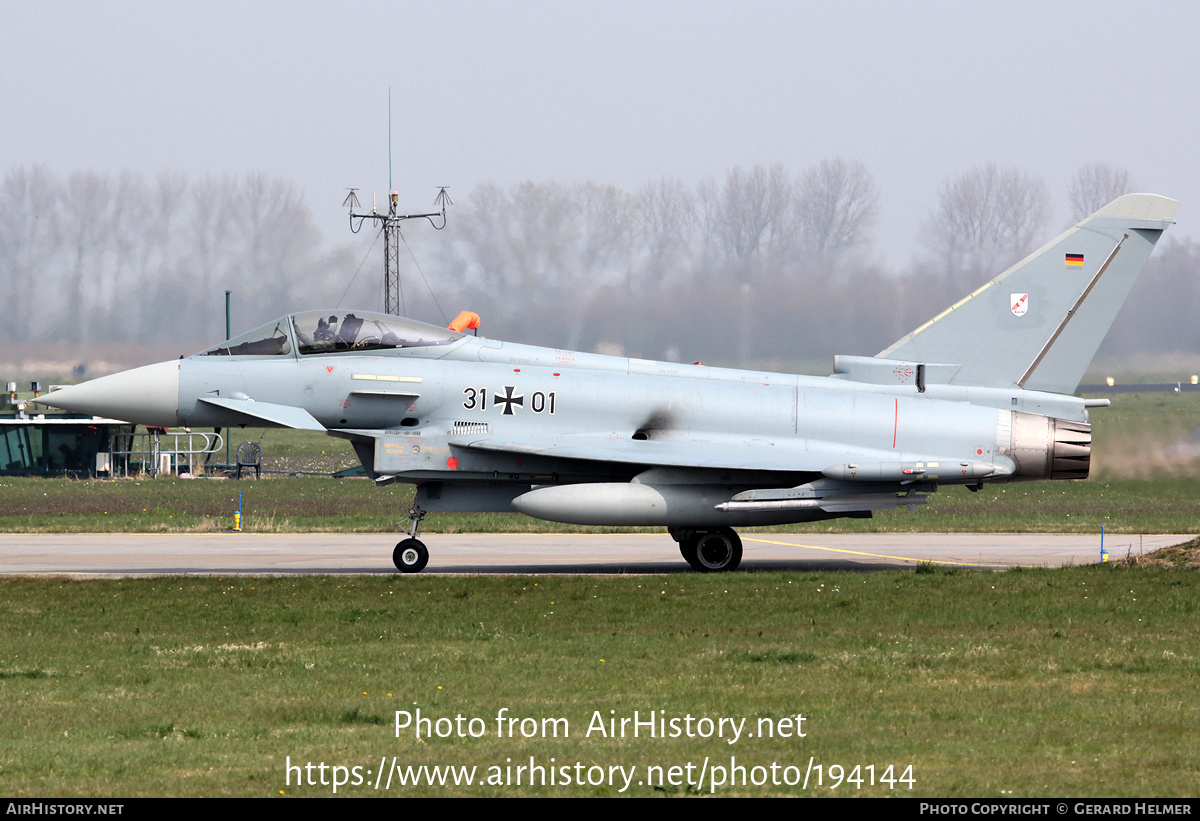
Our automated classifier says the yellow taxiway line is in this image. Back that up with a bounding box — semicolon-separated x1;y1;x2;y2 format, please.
742;536;1016;568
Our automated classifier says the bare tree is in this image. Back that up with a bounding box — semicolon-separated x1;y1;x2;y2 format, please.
186;175;239;304
794;157;878;264
707;164;790;269
995;166;1050;259
1068;162;1134;222
237;173;316;312
636;178;697;289
60;171;119;343
576;182;637;288
510;181;579;299
443;182;519;293
0;165;62;342
924;163;1050;278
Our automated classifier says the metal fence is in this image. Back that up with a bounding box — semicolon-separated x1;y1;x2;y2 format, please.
108;430;225;477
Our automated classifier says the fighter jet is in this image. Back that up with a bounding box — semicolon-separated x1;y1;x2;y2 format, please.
41;194;1178;573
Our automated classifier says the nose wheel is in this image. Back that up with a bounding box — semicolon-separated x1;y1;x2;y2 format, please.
393;538;429;573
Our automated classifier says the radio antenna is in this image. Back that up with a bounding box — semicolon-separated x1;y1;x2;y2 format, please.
344;89;451;316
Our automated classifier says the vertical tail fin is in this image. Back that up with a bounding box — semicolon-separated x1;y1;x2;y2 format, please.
879;193;1178;392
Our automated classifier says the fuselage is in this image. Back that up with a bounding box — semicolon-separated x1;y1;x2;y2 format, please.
42;310;1092;529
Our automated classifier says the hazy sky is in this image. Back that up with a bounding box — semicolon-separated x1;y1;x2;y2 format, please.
4;1;1199;267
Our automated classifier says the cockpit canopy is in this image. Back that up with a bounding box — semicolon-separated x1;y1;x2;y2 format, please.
197;318;292;357
195;311;463;357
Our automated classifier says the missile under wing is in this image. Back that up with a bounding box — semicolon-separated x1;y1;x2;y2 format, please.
41;194;1179;572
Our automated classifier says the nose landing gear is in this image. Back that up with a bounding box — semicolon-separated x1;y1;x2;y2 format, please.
393;504;429;573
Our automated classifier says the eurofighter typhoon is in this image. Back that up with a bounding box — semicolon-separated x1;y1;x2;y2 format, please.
42;194;1179;572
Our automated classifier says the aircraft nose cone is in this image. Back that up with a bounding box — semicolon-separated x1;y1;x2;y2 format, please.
39;360;181;427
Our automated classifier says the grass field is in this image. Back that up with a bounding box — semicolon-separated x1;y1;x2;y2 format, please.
2;392;1197;798
0;562;1196;797
1;474;1198;536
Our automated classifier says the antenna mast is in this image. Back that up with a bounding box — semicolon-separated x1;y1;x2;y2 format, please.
345;89;451;316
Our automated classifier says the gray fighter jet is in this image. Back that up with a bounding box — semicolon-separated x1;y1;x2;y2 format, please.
42;194;1178;573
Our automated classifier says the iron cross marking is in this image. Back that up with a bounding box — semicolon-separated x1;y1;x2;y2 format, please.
494;386;524;415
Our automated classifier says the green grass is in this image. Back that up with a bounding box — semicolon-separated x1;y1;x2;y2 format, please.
1087;392;1200;479
2;392;1196;797
1;474;1196;534
0;565;1196;796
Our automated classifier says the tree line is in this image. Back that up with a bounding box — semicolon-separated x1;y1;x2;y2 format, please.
0;166;359;348
0;161;1193;372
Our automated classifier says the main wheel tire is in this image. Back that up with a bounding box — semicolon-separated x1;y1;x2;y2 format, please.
691;528;743;573
679;534;703;571
393;538;429;573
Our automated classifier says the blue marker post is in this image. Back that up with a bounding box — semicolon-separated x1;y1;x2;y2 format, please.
1100;525;1107;563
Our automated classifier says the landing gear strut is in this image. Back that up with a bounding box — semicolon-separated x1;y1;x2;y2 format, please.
669;526;743;573
393;504;429;573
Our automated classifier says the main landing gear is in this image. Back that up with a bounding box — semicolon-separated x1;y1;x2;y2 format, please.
393;504;429;573
390;509;745;574
669;527;743;573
